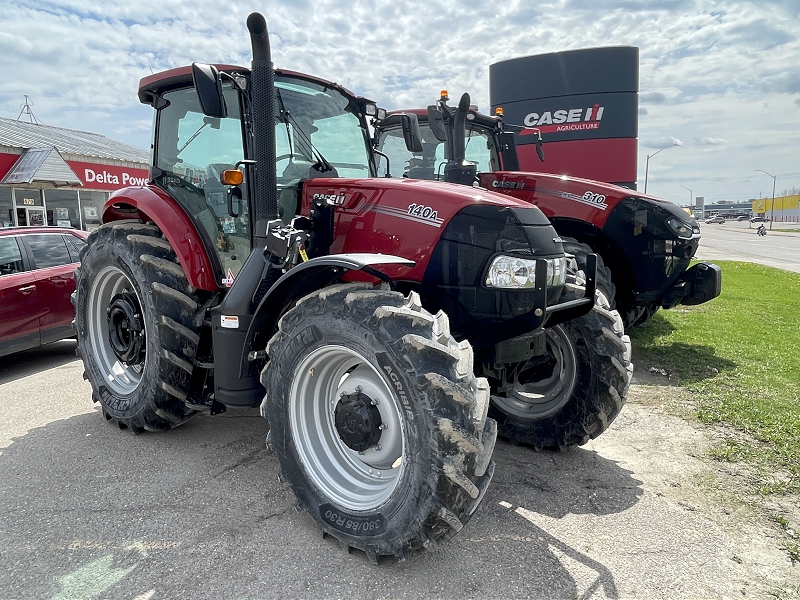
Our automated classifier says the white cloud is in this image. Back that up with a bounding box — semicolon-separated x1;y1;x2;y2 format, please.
0;0;798;204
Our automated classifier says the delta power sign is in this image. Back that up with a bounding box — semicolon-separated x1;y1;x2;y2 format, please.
68;160;149;190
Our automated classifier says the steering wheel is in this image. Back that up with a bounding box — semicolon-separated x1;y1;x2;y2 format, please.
276;153;309;162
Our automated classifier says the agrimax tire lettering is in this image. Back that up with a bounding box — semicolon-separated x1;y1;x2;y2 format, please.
376;353;417;438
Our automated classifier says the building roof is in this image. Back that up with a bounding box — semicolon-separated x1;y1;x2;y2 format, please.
0;147;82;186
0;117;148;164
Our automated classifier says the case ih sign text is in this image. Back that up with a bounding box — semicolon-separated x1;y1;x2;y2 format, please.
521;104;605;135
68;160;149;191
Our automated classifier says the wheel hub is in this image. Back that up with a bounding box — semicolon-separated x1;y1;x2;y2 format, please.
107;291;146;365
334;392;383;452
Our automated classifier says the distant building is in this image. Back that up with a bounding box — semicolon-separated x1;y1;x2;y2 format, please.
0;117;149;230
752;195;800;223
687;201;752;220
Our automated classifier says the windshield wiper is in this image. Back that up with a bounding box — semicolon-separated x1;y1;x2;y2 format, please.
275;88;334;173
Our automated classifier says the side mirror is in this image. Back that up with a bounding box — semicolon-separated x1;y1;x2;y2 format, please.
497;131;520;171
427;105;448;142
400;113;424;153
192;63;227;118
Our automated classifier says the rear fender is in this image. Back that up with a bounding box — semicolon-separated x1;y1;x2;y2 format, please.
102;185;218;292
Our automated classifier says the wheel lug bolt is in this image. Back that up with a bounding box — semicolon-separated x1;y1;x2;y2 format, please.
374;444;382;451
371;398;380;406
355;385;363;393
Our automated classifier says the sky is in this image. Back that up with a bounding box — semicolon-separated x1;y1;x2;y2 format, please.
0;0;798;206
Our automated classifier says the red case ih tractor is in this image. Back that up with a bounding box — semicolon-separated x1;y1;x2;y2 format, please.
73;14;618;562
374;92;722;329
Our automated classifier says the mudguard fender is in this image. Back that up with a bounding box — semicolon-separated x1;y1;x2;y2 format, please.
243;253;415;367
102;186;218;291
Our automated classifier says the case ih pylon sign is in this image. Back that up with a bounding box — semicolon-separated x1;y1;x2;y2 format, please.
490;46;639;188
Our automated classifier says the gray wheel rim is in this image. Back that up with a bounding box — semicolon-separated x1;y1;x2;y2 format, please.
289;345;405;511
85;265;146;396
495;324;578;419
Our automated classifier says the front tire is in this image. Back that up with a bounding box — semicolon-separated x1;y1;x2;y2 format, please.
487;283;633;450
74;221;213;432
261;283;496;562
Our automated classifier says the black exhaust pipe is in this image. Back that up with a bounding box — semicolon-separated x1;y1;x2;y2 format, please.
247;12;278;229
443;92;477;186
452;92;469;162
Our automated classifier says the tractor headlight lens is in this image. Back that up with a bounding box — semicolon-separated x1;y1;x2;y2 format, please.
665;217;695;239
485;256;567;289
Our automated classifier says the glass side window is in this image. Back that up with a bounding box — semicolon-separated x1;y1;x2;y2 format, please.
155;84;250;283
0;237;24;275
26;234;73;269
463;127;495;174
64;234;86;262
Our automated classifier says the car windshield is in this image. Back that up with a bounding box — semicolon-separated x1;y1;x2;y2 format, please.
274;76;372;179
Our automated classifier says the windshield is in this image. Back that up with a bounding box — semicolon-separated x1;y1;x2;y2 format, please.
376;120;498;179
274;76;372;180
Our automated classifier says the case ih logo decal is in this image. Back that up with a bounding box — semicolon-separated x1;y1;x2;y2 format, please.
312;192;346;205
492;180;525;190
540;188;608;210
370;204;444;228
521;103;604;135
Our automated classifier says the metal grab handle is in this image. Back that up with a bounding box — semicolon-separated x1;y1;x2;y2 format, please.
19;285;36;294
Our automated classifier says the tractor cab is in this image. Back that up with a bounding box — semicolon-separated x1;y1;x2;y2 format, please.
139;67;380;287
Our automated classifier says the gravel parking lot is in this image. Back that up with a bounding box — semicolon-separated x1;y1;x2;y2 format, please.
2;227;800;599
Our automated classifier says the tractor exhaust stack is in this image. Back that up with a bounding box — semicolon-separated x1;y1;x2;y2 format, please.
247;12;279;226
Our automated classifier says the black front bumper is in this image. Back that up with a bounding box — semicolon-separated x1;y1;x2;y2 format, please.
661;261;722;309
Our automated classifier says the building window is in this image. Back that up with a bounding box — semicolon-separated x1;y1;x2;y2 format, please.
0;187;13;227
79;190;107;231
44;189;81;229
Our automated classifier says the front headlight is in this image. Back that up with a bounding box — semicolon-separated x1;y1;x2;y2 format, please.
485;255;567;289
665;217;695;239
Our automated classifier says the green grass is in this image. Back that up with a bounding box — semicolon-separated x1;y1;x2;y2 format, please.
629;261;800;494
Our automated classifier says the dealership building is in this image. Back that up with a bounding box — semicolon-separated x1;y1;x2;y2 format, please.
0;117;149;230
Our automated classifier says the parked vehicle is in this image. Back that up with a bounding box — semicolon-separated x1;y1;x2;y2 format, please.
74;13;605;562
750;216;767;223
0;226;88;357
736;215;749;221
374;92;722;329
704;215;725;224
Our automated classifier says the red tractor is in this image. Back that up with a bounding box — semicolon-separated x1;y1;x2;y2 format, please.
374;92;722;329
73;14;604;561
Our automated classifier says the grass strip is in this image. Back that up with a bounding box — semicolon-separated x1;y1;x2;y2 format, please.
629;261;800;494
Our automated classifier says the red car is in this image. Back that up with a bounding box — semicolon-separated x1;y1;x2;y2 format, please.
0;226;88;357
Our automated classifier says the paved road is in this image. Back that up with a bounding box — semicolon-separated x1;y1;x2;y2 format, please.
695;221;800;273
2;341;797;599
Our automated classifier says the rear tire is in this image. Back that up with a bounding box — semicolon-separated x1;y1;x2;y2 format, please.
261;283;496;562
74;221;213;432
487;282;633;450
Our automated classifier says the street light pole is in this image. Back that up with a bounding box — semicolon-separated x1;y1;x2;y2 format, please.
681;185;693;210
644;142;679;193
756;169;776;230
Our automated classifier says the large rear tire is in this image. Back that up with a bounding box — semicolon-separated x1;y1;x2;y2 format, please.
261;283;496;562
74;221;213;432
487;282;633;450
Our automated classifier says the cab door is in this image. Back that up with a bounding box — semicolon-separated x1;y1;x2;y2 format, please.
0;236;41;355
22;233;77;343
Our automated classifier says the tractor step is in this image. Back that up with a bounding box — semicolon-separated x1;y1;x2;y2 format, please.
185;395;227;415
